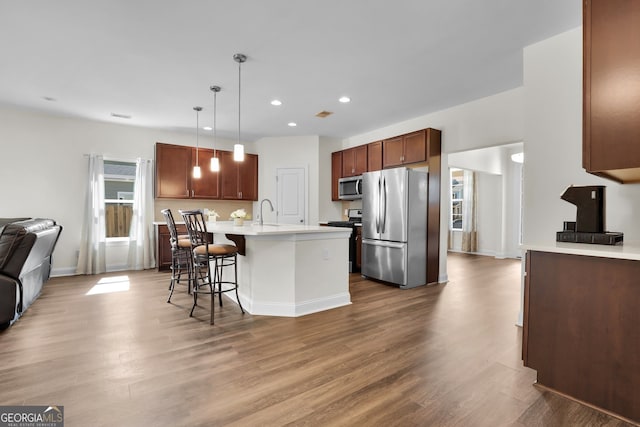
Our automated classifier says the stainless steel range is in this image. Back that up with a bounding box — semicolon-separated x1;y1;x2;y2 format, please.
327;208;362;272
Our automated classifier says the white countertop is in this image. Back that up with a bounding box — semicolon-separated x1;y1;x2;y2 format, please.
524;241;640;261
156;221;351;237
208;221;352;236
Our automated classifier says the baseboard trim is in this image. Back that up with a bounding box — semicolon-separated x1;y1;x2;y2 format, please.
235;292;352;317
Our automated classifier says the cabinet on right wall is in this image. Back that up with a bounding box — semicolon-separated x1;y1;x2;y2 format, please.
583;0;640;183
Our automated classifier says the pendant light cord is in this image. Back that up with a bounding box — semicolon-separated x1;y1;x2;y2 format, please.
213;90;217;153
193;106;202;165
237;57;241;146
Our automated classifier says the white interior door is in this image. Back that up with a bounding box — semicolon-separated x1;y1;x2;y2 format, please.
276;167;306;225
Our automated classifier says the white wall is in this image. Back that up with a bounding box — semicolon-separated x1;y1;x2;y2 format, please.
449;145;507;175
254;135;343;225
343;87;524;152
523;26;640;247
0;106;254;275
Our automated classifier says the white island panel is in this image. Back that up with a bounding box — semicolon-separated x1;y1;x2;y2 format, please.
209;222;351;317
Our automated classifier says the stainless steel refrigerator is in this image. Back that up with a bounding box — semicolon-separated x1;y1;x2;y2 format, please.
361;167;427;288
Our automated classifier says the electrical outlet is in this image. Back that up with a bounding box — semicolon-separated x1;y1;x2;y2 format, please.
322;248;330;260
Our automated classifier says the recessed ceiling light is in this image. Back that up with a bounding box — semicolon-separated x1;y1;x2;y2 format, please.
203;126;212;131
271;99;282;106
288;122;297;127
339;96;351;103
111;113;131;119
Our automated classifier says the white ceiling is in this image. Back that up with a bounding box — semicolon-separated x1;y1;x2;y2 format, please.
0;1;581;142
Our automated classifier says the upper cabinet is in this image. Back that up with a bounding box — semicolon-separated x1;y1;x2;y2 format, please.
382;130;426;168
219;150;258;201
583;0;640;183
341;145;368;177
331;151;342;201
367;141;383;172
156;143;192;198
191;149;221;199
155;142;257;200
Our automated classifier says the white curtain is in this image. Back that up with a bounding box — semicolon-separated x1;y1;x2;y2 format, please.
461;170;478;253
76;155;107;274
127;158;156;270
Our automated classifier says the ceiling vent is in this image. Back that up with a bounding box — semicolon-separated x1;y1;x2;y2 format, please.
111;113;132;119
315;110;333;118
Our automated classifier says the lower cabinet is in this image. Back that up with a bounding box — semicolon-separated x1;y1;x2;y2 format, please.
524;250;640;423
156;224;186;271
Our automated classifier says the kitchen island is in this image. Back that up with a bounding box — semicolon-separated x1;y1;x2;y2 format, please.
522;242;640;424
205;221;352;317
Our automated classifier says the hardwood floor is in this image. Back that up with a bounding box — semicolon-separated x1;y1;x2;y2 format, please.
0;253;635;426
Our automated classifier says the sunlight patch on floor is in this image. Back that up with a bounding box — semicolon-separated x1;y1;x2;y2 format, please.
86;275;130;295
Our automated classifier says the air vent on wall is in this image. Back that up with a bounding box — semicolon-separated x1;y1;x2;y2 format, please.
315;111;333;118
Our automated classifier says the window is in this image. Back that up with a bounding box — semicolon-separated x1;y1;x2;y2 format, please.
451;168;464;230
104;160;136;238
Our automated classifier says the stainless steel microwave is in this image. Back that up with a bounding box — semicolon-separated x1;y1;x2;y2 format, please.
338;175;363;200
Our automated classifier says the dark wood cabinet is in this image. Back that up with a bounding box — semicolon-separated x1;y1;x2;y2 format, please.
331;151;342;201
367;141;383;172
341;145;368;177
191;149;220;199
354;226;362;270
155;142;220;199
220;151;258;201
584;0;640;183
157;223;187;271
156;142;256;200
382;130;426;168
239;153;258;201
524;250;640;423
155;143;192;198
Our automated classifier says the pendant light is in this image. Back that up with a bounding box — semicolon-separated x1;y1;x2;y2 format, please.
233;53;246;162
210;85;221;172
193;106;203;179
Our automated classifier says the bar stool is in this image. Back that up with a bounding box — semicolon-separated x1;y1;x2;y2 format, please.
161;209;193;302
179;209;245;324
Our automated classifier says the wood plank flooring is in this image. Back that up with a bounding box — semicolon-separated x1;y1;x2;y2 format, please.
0;253;635;426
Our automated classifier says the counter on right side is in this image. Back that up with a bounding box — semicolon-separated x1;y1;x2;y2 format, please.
522;243;640;424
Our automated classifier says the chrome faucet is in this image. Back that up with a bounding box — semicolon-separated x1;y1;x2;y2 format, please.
259;198;274;226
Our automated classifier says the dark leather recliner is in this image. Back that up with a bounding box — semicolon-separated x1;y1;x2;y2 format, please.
0;218;62;328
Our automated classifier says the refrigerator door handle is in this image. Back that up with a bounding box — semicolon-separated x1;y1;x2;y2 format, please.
381;176;387;233
362;238;405;249
376;175;381;233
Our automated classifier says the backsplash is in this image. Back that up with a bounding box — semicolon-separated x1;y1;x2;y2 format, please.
154;199;254;222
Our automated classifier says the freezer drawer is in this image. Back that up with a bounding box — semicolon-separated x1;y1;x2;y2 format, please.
362;239;407;286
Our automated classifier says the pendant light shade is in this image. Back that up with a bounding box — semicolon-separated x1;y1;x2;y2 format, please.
193;106;203;179
210;156;220;172
210;85;221;172
234;53;246;162
233;143;245;161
